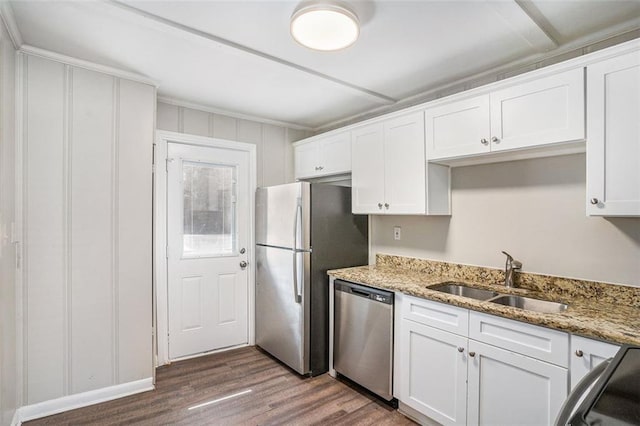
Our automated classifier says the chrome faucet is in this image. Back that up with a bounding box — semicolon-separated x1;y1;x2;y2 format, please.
502;251;522;288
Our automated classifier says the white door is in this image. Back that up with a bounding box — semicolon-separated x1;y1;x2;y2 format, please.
424;94;491;160
467;340;568;426
586;51;640;216
351;123;385;214
400;319;468;426
383;112;426;214
490;68;585;152
167;142;250;359
570;336;619;389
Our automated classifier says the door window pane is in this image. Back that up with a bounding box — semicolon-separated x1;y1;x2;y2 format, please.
183;161;236;257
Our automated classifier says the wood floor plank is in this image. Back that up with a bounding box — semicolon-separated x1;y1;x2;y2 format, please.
25;347;416;425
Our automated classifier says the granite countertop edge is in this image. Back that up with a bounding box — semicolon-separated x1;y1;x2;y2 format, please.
328;265;640;347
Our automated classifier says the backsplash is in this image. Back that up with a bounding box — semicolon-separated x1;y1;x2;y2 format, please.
376;253;640;308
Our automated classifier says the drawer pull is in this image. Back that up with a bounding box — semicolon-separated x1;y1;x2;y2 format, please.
575;350;584;357
469;351;476;358
457;347;464;353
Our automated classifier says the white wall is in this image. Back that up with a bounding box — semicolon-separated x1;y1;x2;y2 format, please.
371;154;640;287
0;18;17;426
156;101;310;186
19;53;154;405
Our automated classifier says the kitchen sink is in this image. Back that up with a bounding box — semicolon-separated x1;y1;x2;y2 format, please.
430;282;500;301
489;295;568;314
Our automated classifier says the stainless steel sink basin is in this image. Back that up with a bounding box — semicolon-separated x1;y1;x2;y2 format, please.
430;282;500;301
489;295;568;314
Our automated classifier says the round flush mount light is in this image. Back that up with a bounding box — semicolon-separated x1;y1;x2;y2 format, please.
290;3;359;51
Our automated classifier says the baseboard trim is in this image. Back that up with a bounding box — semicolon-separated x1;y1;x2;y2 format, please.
15;378;154;424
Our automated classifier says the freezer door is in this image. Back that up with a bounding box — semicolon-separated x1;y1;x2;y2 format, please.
256;182;310;250
255;244;310;374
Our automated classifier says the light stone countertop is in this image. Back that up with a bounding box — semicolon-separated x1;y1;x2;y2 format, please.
329;255;640;346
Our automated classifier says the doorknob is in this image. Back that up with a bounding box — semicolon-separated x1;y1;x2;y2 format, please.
239;261;248;269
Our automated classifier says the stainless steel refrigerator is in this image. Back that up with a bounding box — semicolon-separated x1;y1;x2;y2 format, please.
255;182;368;376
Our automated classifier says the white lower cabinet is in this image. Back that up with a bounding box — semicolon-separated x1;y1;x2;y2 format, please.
467;340;568;426
570;335;619;389
397;295;573;426
400;319;468;426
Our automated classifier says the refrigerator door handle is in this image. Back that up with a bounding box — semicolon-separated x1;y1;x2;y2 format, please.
292;201;302;303
554;358;612;426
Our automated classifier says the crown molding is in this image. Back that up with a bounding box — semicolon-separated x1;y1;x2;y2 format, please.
19;45;158;87
157;96;313;131
0;1;23;49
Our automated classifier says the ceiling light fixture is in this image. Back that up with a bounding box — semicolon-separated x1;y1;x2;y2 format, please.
290;3;359;51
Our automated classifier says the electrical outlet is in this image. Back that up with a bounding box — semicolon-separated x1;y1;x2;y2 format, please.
393;226;401;241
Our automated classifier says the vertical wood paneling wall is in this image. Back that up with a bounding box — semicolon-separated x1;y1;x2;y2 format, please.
20;54;154;405
156;102;309;186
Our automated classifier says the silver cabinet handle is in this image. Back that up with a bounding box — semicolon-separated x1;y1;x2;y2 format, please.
384;203;389;209
575;350;584;357
457;347;464;353
378;203;383;209
491;136;500;143
318;166;324;170
469;351;476;357
239;248;246;254
239;261;247;268
590;198;599;205
481;138;489;145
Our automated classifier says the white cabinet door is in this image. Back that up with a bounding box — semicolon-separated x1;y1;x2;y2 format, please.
467;340;568;426
586;51;640;216
383;112;426;214
319;133;351;176
490;68;585;151
570;336;619;390
351;123;386;214
425;95;491;160
400;320;468;426
294;133;352;179
294;141;319;179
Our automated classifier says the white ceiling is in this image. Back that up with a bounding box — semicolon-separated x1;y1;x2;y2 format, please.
6;0;640;129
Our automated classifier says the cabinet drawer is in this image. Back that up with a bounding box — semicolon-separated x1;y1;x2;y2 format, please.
469;311;569;367
402;295;469;336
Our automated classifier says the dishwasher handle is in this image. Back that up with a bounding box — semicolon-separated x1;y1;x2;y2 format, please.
335;280;393;305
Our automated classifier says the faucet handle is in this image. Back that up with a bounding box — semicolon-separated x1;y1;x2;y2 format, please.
512;260;522;269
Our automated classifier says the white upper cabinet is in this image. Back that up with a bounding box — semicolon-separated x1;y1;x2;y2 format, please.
426;68;585;162
425;95;491;160
352;112;450;215
294;132;351;179
586;51;640;216
351;123;386;213
490;68;585;151
383;112;428;215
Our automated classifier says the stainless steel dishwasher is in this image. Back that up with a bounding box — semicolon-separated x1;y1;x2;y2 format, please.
334;279;394;401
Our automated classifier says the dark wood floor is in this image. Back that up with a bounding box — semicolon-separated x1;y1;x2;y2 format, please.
27;346;416;425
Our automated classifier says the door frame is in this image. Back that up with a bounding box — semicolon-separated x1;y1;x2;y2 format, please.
154;130;257;366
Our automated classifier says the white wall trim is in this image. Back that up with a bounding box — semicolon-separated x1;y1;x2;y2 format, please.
154;130;257;367
14;50;25;411
0;2;23;49
14;378;153;424
18;45;157;87
157;96;313;132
